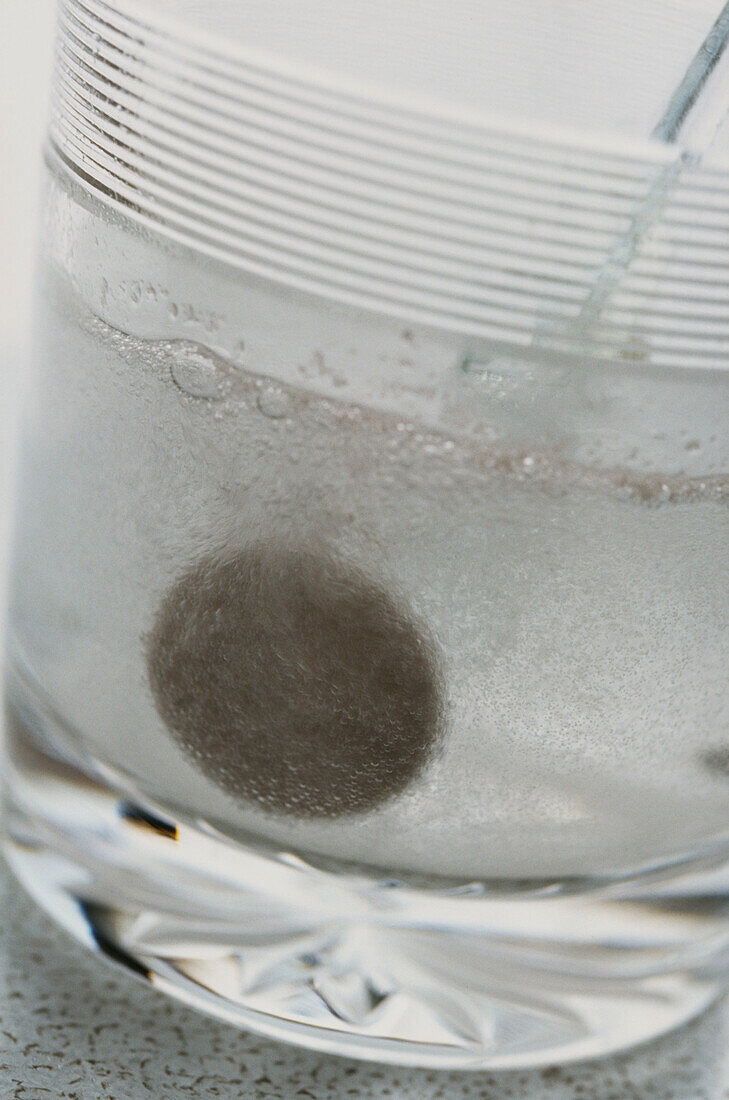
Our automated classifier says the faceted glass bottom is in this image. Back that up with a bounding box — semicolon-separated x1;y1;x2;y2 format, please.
4;674;729;1070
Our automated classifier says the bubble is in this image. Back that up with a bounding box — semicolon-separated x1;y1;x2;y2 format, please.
256;385;290;419
146;544;444;817
169;343;231;400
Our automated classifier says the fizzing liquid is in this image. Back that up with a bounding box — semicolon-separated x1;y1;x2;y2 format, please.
8;241;729;884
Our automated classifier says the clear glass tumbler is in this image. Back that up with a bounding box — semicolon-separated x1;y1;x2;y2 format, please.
5;0;729;1069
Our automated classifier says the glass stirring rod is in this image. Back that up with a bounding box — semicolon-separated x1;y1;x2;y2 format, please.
558;1;729;345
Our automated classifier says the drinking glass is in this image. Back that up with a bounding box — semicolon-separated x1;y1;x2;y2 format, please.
5;0;729;1069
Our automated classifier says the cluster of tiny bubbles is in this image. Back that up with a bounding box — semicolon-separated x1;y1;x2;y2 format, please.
81;305;729;511
146;542;445;818
386;413;721;509
82;306;241;407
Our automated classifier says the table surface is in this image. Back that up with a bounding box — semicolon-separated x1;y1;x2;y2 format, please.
3;857;729;1100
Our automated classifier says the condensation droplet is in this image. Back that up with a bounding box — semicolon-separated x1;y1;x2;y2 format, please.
257;385;290;419
170;344;231;400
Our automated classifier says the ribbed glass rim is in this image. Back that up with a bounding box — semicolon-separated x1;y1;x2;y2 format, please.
50;0;729;368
